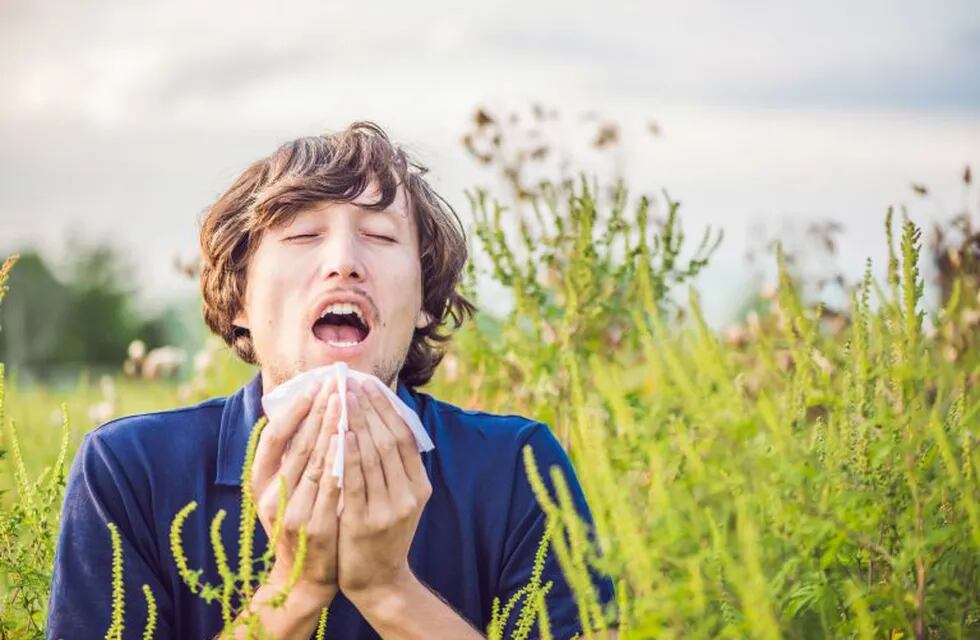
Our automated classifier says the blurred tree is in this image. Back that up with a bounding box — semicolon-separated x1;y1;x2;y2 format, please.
0;243;191;380
0;251;72;376
55;243;142;369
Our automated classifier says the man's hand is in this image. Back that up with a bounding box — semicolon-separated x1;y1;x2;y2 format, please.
251;377;343;607
333;379;484;638
336;378;432;600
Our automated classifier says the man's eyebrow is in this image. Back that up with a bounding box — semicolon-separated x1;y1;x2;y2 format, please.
363;203;408;223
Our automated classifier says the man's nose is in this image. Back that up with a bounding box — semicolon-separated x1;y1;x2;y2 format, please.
318;231;364;281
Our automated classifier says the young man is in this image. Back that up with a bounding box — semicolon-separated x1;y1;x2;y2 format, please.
47;122;616;639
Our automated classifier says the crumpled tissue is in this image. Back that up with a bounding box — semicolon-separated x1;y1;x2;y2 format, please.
261;361;434;487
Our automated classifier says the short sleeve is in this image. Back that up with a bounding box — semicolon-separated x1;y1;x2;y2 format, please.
46;431;175;639
494;424;616;640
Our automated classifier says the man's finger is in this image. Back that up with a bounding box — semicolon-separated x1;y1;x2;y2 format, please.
252;379;322;490
282;392;339;528
277;382;332;496
363;379;428;490
341;430;368;519
312;433;342;521
346;389;389;510
357;384;411;498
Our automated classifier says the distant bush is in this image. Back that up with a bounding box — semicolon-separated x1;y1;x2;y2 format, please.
0;245;188;382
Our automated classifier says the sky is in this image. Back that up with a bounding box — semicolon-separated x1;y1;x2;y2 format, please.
1;0;978;325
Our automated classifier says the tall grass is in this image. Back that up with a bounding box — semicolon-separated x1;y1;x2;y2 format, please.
431;186;979;638
0;167;977;638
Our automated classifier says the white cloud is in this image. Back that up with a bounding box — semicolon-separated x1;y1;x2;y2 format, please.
1;0;978;323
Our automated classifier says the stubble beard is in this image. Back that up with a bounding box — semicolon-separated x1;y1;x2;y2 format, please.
264;339;410;392
373;347;406;390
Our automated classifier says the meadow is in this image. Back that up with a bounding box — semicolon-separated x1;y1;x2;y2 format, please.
1;164;978;638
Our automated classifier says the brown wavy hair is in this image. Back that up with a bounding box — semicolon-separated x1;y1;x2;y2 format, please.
199;121;476;388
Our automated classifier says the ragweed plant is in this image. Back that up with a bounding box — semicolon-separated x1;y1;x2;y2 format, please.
0;256;16;309
482;213;980;638
0;364;70;638
453;178;721;443
2;152;978;639
486;519;557;640
103;522;158;640
166;415;329;639
0;256;73;636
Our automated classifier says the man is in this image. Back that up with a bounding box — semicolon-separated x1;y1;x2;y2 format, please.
47;122;616;638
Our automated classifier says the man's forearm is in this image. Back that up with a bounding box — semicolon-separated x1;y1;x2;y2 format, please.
222;581;335;640
348;570;484;639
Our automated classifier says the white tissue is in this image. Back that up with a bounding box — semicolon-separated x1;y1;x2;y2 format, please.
260;362;434;487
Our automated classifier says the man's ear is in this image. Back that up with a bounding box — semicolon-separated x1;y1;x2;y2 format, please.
232;309;249;331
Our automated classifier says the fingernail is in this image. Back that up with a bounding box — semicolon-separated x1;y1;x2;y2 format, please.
305;381;321;399
364;380;381;397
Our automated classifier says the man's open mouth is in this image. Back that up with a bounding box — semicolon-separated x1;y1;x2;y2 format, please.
313;302;371;348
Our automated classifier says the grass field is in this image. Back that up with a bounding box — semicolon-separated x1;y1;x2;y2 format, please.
1;180;978;638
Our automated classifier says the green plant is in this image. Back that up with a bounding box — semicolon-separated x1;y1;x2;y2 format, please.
453;178;720;443
166;416;329;639
0;369;70;636
502;214;980;638
2;149;979;638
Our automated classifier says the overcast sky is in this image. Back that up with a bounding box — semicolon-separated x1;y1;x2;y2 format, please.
2;0;978;324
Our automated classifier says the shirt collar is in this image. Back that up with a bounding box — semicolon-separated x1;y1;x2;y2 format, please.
215;371;422;487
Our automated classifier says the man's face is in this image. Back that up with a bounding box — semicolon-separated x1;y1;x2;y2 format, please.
233;180;427;391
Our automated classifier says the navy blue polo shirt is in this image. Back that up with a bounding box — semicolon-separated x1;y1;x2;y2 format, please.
47;373;615;639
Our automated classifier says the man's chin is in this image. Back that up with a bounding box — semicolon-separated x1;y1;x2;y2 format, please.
265;339;402;390
311;335;371;365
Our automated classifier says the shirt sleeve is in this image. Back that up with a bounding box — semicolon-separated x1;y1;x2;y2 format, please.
494;424;616;640
46;430;175;639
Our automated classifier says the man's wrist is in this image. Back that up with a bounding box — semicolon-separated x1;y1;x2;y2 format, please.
223;581;336;639
345;570;484;639
344;568;421;622
257;578;337;615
